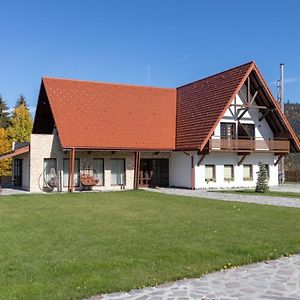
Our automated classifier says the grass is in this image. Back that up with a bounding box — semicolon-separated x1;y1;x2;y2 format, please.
213;189;300;198
0;190;300;300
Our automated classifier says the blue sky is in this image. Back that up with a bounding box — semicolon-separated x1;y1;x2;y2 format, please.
1;0;300;113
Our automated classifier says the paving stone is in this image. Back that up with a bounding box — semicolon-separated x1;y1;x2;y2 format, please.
94;255;300;300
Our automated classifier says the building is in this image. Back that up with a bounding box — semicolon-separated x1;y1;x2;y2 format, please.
2;61;299;192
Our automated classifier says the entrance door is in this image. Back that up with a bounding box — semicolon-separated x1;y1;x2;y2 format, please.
140;159;169;187
13;159;23;187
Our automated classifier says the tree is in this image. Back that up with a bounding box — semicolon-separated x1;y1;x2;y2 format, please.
0;95;11;128
255;162;269;193
15;94;28;108
7;104;33;142
0;128;12;176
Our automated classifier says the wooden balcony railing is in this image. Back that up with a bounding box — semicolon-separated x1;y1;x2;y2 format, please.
209;138;290;153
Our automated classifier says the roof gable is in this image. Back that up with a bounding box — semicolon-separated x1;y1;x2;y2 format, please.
176;61;254;150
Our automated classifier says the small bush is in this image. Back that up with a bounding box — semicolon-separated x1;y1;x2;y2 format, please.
255;162;269;193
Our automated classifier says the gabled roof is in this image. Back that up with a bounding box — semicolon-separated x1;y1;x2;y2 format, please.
34;78;176;150
176;61;300;152
32;62;300;152
176;62;253;150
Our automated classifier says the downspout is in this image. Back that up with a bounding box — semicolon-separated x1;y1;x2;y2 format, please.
183;151;195;190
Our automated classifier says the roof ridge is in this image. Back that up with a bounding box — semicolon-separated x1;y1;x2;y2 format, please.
42;76;175;91
176;61;254;89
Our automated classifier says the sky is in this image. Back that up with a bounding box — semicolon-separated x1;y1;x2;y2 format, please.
1;0;300;114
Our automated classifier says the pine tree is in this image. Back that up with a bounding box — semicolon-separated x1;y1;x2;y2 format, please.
255;162;269;193
0;128;12;176
15;94;28;108
0;95;11;128
7;104;33;142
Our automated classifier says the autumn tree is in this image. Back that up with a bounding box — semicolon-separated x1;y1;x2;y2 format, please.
0;95;11;128
0;128;12;176
7;103;33;142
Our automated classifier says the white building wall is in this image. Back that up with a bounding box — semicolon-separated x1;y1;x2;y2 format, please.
169;152;194;188
195;152;278;189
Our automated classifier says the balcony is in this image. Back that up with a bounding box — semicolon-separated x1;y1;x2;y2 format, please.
209;137;290;153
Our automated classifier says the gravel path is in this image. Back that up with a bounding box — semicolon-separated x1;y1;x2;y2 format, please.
145;187;300;208
90;255;300;300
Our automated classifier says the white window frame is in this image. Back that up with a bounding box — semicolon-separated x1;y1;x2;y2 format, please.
243;164;253;181
205;165;216;182
224;165;234;181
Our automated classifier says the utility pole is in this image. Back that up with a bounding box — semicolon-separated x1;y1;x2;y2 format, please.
277;63;285;183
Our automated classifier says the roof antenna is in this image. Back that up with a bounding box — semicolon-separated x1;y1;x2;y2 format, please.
147;64;150;86
277;63;285;184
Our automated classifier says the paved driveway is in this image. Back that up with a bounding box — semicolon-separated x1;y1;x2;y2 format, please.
144;186;300;208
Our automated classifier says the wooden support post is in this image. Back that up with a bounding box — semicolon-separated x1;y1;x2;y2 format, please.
197;154;206;166
68;147;75;192
238;154;249;166
134;151;141;189
134;152;137;189
237;108;249;120
275;155;284;166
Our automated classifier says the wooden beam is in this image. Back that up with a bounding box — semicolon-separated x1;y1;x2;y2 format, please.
249;90;258;105
245;104;267;109
259;109;272;122
275;155;284;166
247;77;251;104
239;89;248;104
197;154;206;166
134;151;138;189
238;154;249;166
237;107;249;120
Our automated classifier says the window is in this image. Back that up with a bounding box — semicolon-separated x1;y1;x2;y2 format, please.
93;158;104;186
205;165;215;182
238;123;255;139
63;158;80;187
111;159;125;185
224;165;234;181
243;164;253;181
43;158;57;187
220;122;236;139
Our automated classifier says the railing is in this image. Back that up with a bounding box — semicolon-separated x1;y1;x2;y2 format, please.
209;137;290;153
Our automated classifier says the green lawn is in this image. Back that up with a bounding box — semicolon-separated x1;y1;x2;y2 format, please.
213;189;300;198
1;191;300;300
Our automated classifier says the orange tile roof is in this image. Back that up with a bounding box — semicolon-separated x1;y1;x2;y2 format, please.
42;78;176;150
35;62;300;152
176;61;253;150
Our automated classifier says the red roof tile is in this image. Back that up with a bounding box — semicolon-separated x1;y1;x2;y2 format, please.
42;78;176;150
